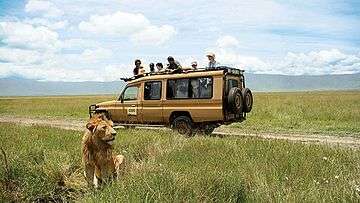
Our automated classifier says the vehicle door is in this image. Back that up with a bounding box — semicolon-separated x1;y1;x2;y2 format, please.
142;80;163;123
120;85;141;124
109;94;126;123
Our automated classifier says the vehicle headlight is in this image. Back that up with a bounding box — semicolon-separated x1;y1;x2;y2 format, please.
89;104;97;111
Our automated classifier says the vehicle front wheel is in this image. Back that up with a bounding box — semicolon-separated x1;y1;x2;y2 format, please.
172;116;194;137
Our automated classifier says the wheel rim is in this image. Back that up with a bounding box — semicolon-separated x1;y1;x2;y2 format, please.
246;93;251;108
177;121;190;135
234;93;242;111
235;94;240;107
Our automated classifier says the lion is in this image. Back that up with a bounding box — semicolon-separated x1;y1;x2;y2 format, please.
82;114;125;188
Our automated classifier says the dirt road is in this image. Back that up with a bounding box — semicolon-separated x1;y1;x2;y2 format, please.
1;115;359;148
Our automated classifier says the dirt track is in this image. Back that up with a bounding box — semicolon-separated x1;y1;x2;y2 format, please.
1;115;359;148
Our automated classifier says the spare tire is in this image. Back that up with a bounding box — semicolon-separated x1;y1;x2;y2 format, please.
242;88;253;113
227;87;243;113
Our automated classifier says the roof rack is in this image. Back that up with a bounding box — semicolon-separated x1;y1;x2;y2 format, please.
120;66;244;82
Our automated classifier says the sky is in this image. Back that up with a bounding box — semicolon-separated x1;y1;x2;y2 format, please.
0;0;359;81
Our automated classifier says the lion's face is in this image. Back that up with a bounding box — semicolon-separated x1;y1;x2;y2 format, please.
86;115;117;146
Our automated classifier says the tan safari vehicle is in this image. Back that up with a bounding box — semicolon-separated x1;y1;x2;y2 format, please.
89;66;253;136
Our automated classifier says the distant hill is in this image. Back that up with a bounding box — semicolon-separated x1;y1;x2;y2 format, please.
245;73;360;91
0;77;125;96
0;73;359;96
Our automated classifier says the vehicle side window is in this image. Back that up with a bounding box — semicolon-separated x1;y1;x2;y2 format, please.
144;81;162;100
199;77;212;98
167;77;213;99
123;86;138;100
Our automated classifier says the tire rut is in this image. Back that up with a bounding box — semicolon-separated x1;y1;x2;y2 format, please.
0;115;359;148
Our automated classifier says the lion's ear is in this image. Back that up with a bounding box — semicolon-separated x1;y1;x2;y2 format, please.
86;122;96;131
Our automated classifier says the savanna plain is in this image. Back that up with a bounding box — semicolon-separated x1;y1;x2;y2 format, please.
0;91;359;202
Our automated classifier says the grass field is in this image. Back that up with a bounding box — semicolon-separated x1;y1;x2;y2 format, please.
1;123;360;202
0;91;359;135
0;95;113;120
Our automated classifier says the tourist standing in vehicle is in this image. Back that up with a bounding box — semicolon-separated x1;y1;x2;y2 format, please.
167;56;182;73
191;61;198;70
133;59;144;76
139;66;145;75
156;63;164;72
206;53;220;70
149;63;155;73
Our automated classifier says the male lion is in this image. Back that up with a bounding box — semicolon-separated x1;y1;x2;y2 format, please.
82;114;125;188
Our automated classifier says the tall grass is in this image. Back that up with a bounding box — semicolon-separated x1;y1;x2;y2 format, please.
234;91;360;135
1;123;359;202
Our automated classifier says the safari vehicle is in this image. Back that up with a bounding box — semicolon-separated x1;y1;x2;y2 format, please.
89;66;253;136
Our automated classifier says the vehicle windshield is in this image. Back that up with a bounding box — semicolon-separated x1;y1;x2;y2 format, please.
118;85;138;101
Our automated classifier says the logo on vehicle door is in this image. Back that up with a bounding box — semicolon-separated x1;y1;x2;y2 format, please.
127;107;137;116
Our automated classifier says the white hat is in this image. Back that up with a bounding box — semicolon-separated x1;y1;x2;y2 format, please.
206;52;215;58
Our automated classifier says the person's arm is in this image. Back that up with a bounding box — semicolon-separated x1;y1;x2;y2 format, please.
176;61;182;69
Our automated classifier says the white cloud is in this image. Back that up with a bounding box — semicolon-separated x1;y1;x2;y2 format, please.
0;21;62;52
62;38;100;49
0;47;43;65
216;35;239;48
80;48;113;62
0;62;130;82
79;11;176;45
79;11;150;35
25;0;63;18
24;18;68;30
279;49;360;75
1;1;359;83
130;25;176;45
209;35;360;75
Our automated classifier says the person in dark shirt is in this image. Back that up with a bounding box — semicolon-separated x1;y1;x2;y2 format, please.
133;59;142;76
167;56;182;73
149;63;155;73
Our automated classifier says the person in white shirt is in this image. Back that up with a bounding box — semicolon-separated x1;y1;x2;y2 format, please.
206;52;220;70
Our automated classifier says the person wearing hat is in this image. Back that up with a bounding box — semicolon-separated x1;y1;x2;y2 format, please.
206;52;220;70
167;56;182;73
191;61;198;70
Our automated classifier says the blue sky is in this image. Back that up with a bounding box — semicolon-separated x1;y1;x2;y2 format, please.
0;0;359;81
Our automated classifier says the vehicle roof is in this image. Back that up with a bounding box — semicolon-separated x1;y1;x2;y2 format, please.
125;66;244;85
128;69;222;84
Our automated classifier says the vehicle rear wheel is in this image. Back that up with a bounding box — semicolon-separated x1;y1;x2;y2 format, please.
172;116;194;137
242;88;253;113
227;87;243;114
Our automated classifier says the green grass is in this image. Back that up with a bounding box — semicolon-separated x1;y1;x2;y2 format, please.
0;95;115;120
234;91;360;135
1;123;360;202
0;91;359;135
